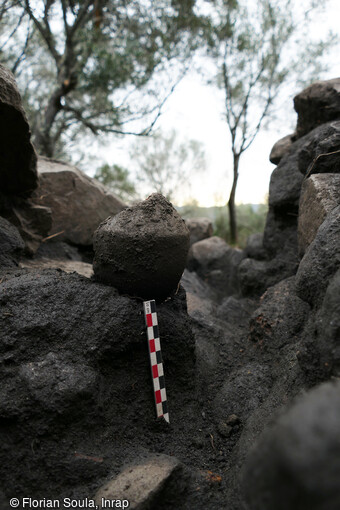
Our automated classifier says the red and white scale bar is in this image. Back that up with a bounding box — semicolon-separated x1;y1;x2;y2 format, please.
143;300;169;423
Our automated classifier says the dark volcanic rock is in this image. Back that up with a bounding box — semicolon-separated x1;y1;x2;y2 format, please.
216;295;255;323
0;216;24;268
298;173;340;255
269;121;340;211
32;157;126;246
0;64;37;196
238;255;299;298
0;194;52;253
239;207;300;297
316;269;340;377
243;380;340;510
185;217;213;246
212;364;272;423
296;205;340;307
249;277;310;352
0;268;195;499
298;120;340;176
0;269;194;370
93;193;190;300
269;133;294;165
19;353;97;418
244;232;267;261
294;77;340;138
181;268;216;316
187;236;245;298
298;269;340;382
263;207;298;259
268;137;305;211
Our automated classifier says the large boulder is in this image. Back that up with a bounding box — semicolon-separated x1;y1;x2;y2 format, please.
212;363;273;424
268;136;306;211
249;277;310;352
263;208;298;259
185;217;213;246
93;193;190;300
294;77;340;138
296;205;340;307
243;380;340;510
0;268;195;499
314;269;340;378
238;255;299;298
298;269;340;381
298;173;340;254
32;157;126;246
0;64;37;196
181;268;216;316
0;216;24;268
187;236;245;298
0;193;52;253
298;120;340;176
269;133;294;165
244;232;267;261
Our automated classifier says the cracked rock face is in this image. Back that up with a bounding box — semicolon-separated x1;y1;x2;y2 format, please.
93;193;190;300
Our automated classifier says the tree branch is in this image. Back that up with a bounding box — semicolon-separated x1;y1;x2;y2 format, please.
0;7;25;52
11;17;32;74
69;0;94;40
21;0;60;64
60;0;70;37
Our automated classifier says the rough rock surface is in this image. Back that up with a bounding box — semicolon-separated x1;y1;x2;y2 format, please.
244;233;267;261
298;120;340;176
0;216;24;268
269;133;294;165
238;253;299;298
268;136;306;210
0;268;196;503
249;277;310;352
181;269;215;316
294;77;340;138
0;194;52;253
314;269;340;377
243;380;340;510
212;363;272;424
298;173;340;254
263;208;298;259
32;157;126;246
187;236;245;299
298;269;340;382
93;193;190;300
95;454;184;509
20;258;93;278
296;205;340;307
0;64;37;196
185;217;213;246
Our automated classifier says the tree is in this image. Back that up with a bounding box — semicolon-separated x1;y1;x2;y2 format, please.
202;0;333;244
128;129;206;202
0;0;203;158
94;163;137;202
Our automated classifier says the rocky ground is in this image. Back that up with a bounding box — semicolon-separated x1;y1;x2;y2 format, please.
0;65;340;510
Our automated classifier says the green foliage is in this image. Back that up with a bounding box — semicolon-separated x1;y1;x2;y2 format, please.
0;0;205;158
94;163;137;203
179;202;268;248
213;204;267;247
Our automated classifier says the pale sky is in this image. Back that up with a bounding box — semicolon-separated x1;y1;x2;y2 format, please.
97;0;339;207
